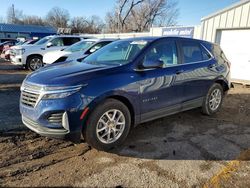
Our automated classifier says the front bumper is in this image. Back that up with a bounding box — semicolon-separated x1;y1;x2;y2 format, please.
20;90;91;142
10;55;25;65
22;115;69;139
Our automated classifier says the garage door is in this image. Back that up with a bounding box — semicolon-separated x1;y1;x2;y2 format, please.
219;29;250;82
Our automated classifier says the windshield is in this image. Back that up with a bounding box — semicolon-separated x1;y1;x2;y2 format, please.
83;40;149;66
64;40;95;52
15;41;24;45
34;36;52;45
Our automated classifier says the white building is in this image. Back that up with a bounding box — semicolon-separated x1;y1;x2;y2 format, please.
200;0;250;83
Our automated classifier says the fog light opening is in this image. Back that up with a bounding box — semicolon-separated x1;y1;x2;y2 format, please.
62;112;69;131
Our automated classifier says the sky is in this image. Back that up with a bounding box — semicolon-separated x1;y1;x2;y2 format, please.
0;0;240;26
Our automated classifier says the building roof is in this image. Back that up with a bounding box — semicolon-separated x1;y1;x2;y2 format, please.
201;0;250;21
0;23;56;34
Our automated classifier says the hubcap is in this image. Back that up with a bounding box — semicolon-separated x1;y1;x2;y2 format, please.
96;109;126;144
30;58;43;70
209;88;222;111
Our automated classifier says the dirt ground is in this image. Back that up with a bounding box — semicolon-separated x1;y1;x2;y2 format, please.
0;61;249;187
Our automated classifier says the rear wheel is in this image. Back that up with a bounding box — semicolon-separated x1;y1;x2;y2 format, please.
202;83;224;115
27;56;43;71
83;99;131;151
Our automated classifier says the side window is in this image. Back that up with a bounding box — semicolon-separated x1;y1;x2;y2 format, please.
144;40;178;68
63;37;80;46
213;45;227;64
201;46;211;60
50;38;64;47
88;41;111;54
181;41;204;63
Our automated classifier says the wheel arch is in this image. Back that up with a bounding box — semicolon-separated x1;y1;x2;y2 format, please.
86;92;138;127
214;78;230;92
107;95;136;126
26;54;43;64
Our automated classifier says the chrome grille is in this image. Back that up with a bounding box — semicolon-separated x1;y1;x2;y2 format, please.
47;113;63;125
21;90;39;107
22;82;42;91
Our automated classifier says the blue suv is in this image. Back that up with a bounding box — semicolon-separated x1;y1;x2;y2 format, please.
20;37;230;150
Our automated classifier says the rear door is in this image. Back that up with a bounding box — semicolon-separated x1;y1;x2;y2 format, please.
176;39;215;106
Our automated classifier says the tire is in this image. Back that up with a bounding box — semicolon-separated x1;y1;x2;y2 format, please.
83;99;131;151
202;83;224;116
27;55;43;71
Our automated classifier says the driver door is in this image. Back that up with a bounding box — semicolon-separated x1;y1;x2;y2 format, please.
137;39;183;122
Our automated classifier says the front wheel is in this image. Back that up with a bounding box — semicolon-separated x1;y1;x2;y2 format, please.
27;56;43;71
202;83;224;115
83;99;131;151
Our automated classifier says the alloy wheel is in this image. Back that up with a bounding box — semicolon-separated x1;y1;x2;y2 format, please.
30;58;43;70
96;109;126;144
209;88;222;111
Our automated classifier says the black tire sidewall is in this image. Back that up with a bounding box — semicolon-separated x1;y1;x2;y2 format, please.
83;99;131;151
27;56;43;71
203;83;224;115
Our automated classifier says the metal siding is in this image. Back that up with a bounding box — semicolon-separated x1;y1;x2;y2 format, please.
212;15;221;42
248;3;250;26
206;19;214;41
220;12;228;28
226;9;235;27
201;1;250;42
203;20;208;40
233;6;242;27
240;3;250;27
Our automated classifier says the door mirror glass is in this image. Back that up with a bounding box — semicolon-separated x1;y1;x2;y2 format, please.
142;59;164;69
46;42;53;48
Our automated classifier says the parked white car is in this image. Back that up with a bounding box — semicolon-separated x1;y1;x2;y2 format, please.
10;35;85;71
43;38;116;64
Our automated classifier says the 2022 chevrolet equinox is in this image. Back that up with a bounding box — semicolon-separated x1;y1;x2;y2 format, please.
20;37;231;150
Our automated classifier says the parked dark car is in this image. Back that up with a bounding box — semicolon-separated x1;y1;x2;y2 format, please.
20;37;231;150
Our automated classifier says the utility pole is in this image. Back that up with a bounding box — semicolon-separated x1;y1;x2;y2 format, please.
12;4;15;24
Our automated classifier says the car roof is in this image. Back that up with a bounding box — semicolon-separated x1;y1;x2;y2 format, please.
46;35;83;38
120;36;213;45
82;38;117;42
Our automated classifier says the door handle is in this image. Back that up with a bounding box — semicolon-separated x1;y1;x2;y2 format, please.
175;70;184;75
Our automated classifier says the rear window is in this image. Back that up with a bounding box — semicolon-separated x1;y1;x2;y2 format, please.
213;44;228;64
181;40;211;63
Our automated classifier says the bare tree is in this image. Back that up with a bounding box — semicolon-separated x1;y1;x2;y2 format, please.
106;0;145;32
86;16;105;34
46;7;70;28
105;0;179;33
22;15;45;26
71;16;88;33
71;16;104;34
130;0;179;31
6;5;24;24
0;16;6;23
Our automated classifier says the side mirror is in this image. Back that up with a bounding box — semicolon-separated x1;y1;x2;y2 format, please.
46;42;53;48
142;59;164;69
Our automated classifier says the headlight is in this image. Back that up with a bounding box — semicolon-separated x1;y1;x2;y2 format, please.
16;49;25;55
42;85;85;99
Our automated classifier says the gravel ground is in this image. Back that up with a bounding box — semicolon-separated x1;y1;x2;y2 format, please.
0;60;249;187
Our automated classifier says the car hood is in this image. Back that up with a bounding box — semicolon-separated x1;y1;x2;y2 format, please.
25;61;113;86
13;44;42;50
43;50;71;64
66;51;88;61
